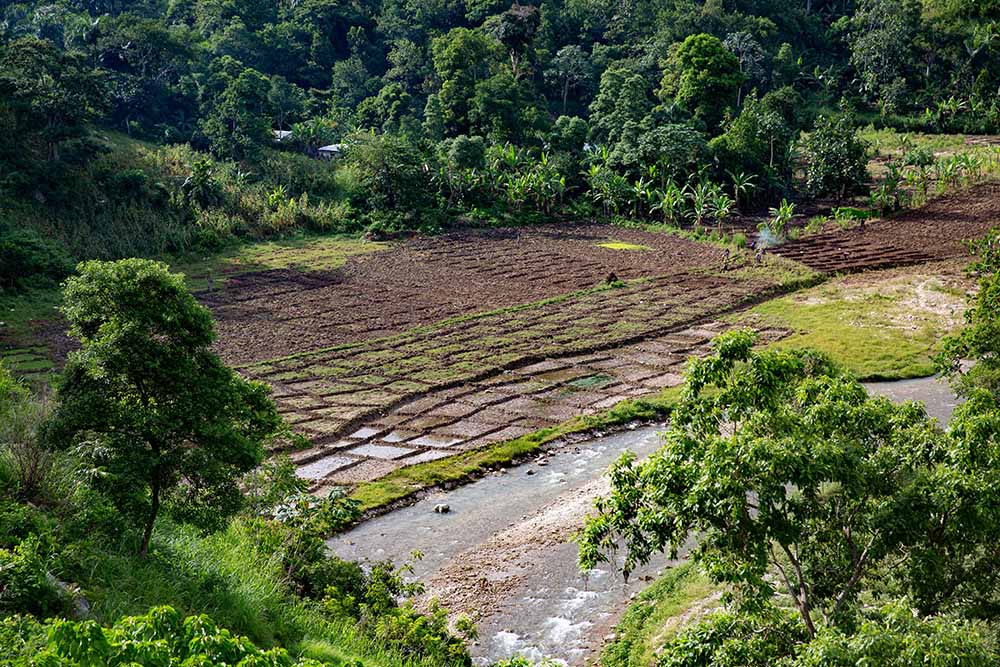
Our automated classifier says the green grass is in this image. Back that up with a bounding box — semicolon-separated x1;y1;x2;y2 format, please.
597;240;653;251
0;287;62;383
733;271;967;380
171;235;389;292
0;287;61;342
77;518;428;667
859;127;970;157
600;562;718;667
700;254;823;289
350;387;683;513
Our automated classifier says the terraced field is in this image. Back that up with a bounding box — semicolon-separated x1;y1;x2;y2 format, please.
5;184;997;495
236;251;808;493
202;225;734;364
772;182;1000;273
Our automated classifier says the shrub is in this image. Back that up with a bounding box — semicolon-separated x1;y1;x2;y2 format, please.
11;606;332;666
342;132;438;222
445;135;487;171
0;225;73;292
801;113;871;200
0;536;67;617
658;607;806;667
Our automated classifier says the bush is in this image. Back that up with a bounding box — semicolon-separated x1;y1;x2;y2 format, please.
796;602;995;666
445;135;487;171
801;113;871;200
342;132;439;222
658;608;806;667
8;605;332;666
0;536;67;617
0;224;73;292
0;363;55;501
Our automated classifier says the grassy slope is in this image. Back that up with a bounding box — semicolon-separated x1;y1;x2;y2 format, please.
730;266;968;381
600;563;717;667
36;514;425;667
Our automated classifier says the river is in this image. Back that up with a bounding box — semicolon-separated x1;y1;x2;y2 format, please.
329;376;960;665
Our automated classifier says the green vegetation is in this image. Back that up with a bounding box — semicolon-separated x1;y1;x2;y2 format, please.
733;270;966;380
3;0;999;276
939;227;1000;397
0;262;476;667
580;328;1000;663
4;0;1000;663
4;605;326;666
600;563;717;667
45;259;282;556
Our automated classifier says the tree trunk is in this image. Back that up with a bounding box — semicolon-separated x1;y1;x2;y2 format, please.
139;476;160;558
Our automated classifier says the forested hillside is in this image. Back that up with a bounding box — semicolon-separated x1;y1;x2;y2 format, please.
2;0;998;284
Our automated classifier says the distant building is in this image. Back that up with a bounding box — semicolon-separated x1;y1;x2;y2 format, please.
317;144;344;159
273;129;293;142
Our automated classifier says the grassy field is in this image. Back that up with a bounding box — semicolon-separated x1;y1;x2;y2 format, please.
732;263;969;380
860;126;974;156
172;235;389;291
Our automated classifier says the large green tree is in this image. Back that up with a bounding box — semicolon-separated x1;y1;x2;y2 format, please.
544;44;593;115
939;228;1000;398
801;112;871;200
485;2;541;79
0;37;104;161
45;259;281;557
848;0;919;108
431;27;496;135
579;330;1000;638
660;33;744;133
199;61;273;160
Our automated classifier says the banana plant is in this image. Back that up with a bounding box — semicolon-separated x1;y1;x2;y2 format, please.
631;176;652;217
760;198;795;239
649;180;685;224
727;170;756;213
688;181;715;229
711;191;735;232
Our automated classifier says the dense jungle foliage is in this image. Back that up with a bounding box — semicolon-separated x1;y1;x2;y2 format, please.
2;0;999;280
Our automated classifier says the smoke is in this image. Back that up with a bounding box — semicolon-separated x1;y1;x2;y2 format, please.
756;227;782;249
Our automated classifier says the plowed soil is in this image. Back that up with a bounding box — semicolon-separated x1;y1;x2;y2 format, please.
771;183;1000;274
204;225;728;365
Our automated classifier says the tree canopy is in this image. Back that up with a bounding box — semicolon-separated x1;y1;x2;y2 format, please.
44;259;281;557
579;329;1000;660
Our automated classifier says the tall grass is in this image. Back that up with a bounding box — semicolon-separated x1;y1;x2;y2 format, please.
75;517;462;667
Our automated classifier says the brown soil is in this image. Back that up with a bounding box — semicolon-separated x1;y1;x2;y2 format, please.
771;183;1000;274
205;225;728;365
